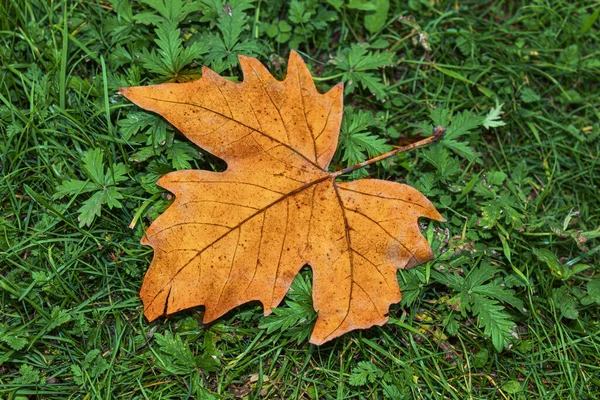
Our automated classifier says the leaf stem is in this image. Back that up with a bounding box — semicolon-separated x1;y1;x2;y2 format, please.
332;126;446;178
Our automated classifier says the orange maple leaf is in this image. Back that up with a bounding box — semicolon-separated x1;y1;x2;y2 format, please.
120;51;444;345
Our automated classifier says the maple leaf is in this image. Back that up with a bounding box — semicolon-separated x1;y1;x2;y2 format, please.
120;51;444;345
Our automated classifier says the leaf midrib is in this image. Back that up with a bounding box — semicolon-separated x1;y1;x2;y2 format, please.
144;96;325;173
145;172;333;311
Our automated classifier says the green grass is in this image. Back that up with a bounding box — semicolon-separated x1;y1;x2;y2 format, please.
1;0;599;398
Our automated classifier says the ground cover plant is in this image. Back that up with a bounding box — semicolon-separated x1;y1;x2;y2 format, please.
1;0;599;398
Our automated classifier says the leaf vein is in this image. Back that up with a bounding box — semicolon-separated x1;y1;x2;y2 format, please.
346;207;419;261
143;96;324;171
339;186;425;208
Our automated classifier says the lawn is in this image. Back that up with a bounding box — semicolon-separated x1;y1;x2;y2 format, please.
1;0;599;398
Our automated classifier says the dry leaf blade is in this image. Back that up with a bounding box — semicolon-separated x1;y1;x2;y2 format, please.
121;51;443;344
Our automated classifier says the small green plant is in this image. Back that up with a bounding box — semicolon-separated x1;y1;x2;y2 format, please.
140;21;208;80
71;349;109;387
329;43;395;100
431;263;524;351
262;1;337;48
259;273;316;344
335;106;392;178
152;331;219;375
349;361;386;386
54;149;128;227
202;5;264;72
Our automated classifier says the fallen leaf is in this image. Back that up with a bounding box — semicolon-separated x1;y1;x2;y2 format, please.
121;51;444;345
